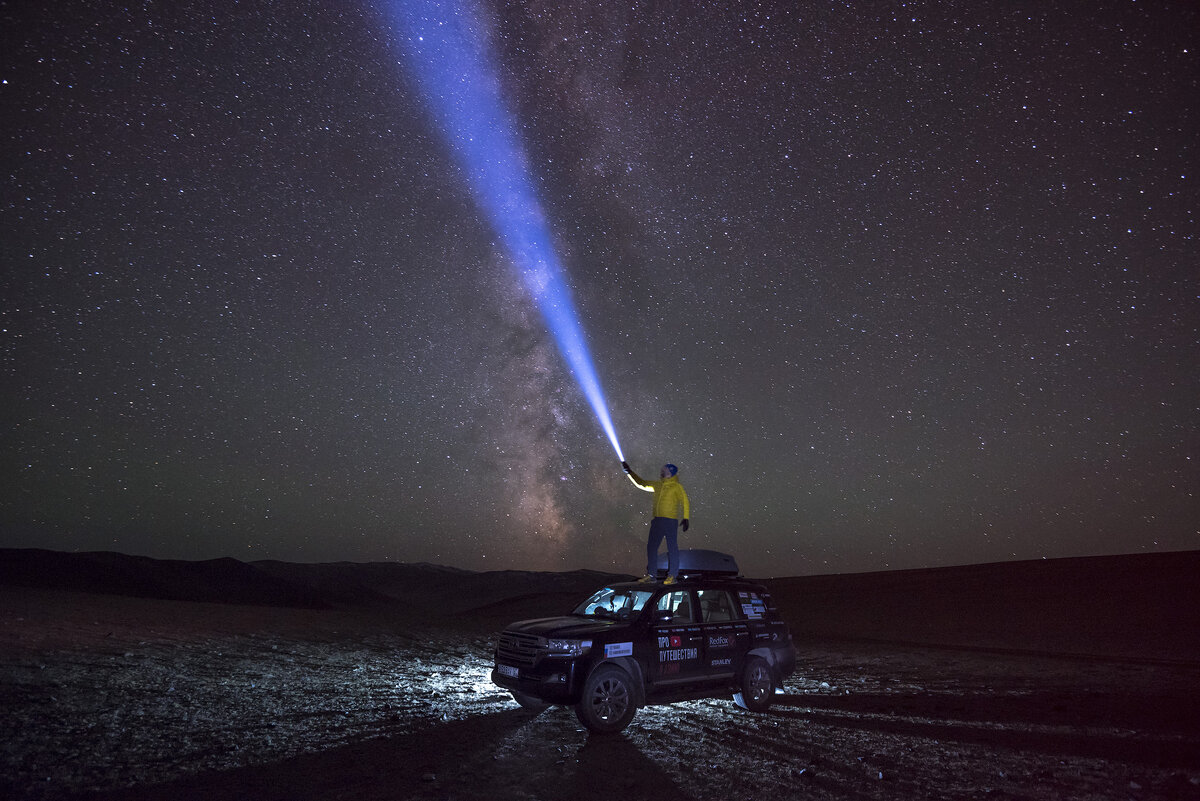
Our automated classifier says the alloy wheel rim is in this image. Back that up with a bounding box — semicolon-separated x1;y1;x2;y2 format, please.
749;664;771;702
592;677;629;720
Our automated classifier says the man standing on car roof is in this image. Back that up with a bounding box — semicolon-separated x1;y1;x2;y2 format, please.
622;461;690;584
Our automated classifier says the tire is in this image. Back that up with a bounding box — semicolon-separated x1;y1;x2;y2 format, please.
574;664;637;733
733;655;774;712
511;691;551;714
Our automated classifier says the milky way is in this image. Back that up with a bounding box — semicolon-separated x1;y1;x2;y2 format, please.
2;1;1196;576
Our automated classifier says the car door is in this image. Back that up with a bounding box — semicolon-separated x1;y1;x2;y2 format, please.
735;587;777;655
695;587;750;680
649;589;705;684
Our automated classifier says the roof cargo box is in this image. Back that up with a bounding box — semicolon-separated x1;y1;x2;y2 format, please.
656;549;739;577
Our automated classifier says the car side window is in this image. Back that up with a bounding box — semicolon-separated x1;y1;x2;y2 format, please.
696;589;737;622
655;590;693;623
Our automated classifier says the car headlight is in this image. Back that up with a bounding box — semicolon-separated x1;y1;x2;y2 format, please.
546;638;592;657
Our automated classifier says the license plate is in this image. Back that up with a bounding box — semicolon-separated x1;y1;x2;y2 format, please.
497;663;519;679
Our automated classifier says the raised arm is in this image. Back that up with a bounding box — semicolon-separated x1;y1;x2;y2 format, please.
621;461;655;492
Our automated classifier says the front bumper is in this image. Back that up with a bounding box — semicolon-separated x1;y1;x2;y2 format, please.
492;660;582;705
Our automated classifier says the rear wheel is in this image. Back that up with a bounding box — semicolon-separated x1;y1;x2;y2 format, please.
733;656;774;712
574;664;637;733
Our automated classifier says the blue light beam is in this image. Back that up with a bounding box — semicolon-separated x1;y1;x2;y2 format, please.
383;0;624;461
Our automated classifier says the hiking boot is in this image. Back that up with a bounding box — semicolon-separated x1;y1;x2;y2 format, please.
663;575;677;585
637;574;656;583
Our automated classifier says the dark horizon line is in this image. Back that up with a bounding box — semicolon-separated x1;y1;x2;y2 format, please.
2;544;1197;582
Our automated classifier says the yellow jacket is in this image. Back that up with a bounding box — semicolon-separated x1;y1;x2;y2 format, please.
625;469;690;520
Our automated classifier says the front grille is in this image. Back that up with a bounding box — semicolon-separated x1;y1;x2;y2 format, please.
497;631;544;667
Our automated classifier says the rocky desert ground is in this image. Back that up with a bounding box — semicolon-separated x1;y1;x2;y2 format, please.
2;550;1198;800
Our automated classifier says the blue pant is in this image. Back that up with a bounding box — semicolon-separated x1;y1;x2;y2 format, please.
646;516;680;577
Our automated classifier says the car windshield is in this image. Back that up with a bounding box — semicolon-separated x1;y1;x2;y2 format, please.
572;587;655;620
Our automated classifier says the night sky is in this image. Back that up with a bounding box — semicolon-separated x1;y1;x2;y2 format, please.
3;0;1196;578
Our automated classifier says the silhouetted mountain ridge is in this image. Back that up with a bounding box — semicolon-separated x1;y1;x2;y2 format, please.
0;548;632;615
0;549;329;609
2;548;1197;660
251;558;631;614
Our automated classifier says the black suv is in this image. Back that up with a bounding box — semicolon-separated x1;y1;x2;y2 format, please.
491;550;796;733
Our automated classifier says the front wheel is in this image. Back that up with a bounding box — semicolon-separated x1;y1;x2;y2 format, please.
575;665;637;733
733;656;774;712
